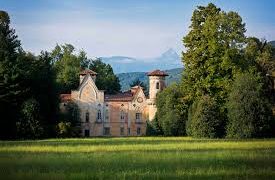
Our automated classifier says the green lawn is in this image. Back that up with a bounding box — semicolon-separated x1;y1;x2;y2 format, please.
0;137;275;179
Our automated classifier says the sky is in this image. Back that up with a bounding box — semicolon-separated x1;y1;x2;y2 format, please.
1;0;275;58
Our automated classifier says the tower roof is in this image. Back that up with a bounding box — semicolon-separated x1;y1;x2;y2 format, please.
147;69;168;76
80;69;97;75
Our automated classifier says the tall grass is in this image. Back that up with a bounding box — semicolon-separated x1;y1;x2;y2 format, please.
0;137;274;179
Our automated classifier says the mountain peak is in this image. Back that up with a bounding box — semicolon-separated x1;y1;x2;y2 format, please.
161;48;178;58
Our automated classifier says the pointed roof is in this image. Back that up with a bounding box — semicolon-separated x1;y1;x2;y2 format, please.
80;69;97;75
147;69;168;76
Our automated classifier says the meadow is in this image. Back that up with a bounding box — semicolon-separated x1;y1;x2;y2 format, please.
0;137;275;179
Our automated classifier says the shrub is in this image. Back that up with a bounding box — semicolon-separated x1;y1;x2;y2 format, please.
226;72;274;138
156;83;188;136
186;95;224;138
58;102;81;137
146;115;163;136
57;122;71;137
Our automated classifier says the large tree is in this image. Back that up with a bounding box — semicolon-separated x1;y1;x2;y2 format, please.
181;3;247;138
89;58;121;94
27;52;59;137
52;44;88;93
182;3;246;103
0;11;28;139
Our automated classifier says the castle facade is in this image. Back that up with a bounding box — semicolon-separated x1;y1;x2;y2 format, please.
60;69;168;136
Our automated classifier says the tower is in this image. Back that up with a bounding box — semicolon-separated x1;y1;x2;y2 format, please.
147;69;168;121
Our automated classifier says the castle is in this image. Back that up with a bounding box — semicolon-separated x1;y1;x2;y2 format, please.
60;69;168;136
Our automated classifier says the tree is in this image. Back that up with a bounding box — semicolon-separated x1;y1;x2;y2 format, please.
130;78;148;96
89;58;121;94
226;72;274;138
182;3;246;103
146;116;163;136
27;51;59;137
155;83;188;136
0;11;27;139
52;44;88;93
16;98;44;139
186;95;224;138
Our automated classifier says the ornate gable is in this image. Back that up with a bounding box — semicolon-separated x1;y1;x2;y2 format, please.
72;74;104;103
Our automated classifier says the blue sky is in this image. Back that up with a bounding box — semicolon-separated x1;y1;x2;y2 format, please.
1;0;275;58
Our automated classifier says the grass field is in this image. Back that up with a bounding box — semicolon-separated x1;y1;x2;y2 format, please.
0;137;275;179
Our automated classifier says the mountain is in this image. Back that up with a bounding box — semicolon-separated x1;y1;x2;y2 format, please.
269;40;275;48
101;48;182;74
117;68;183;92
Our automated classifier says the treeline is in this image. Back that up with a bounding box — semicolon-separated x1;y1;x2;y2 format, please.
148;3;275;138
0;11;120;139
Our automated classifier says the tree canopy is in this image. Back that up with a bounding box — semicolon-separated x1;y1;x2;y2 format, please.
89;58;121;94
52;44;88;93
182;3;246;103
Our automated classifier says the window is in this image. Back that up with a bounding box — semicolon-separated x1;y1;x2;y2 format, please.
137;127;141;135
85;112;89;122
128;128;131;135
105;109;109;122
136;113;142;120
120;127;124;135
156;82;160;89
84;129;90;137
104;127;110;135
120;110;125;122
97;110;102;121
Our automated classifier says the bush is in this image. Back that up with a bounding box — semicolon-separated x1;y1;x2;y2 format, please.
156;83;188;136
226;72;274;138
146;115;163;136
186;95;224;138
58;102;81;137
57;122;71;137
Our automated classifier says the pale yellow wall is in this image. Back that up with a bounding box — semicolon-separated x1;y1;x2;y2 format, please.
66;73;166;136
149;76;165;99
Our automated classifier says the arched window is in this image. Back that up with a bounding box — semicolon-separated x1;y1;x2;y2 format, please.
105;109;109;122
120;110;125;122
97;110;102;121
156;82;160;89
85;112;89;122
